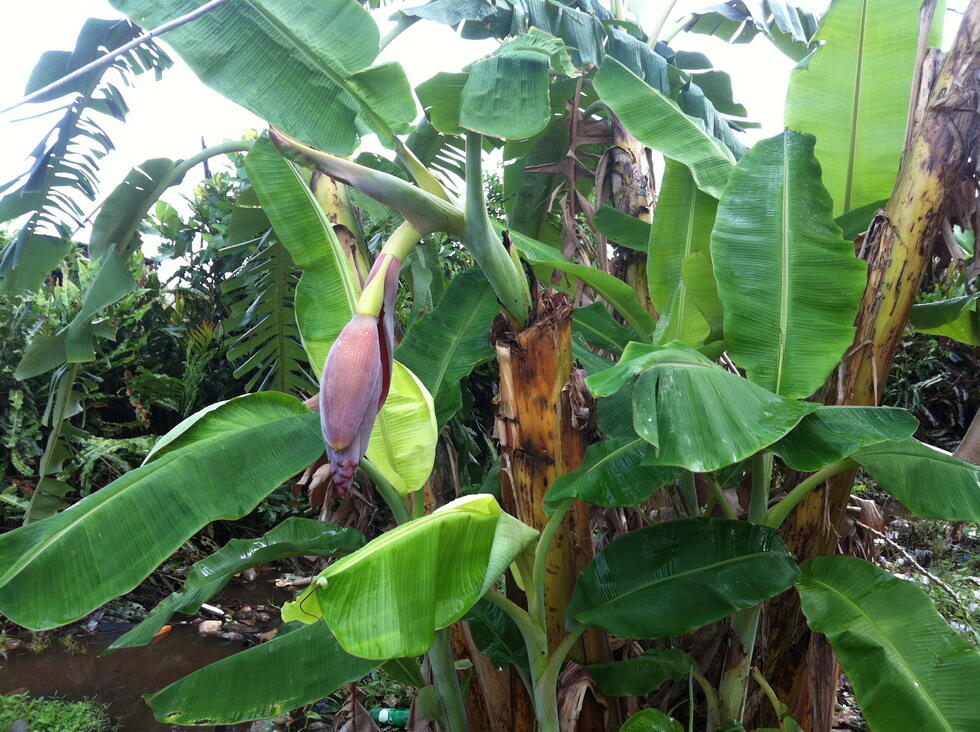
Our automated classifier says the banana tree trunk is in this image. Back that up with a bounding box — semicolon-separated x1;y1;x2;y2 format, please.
763;5;980;728
494;288;609;729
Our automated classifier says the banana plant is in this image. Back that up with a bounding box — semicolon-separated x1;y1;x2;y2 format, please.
3;0;979;731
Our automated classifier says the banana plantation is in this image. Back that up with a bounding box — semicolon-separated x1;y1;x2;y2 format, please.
1;0;979;730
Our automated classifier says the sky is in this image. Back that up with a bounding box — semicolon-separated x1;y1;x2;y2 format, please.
0;0;961;245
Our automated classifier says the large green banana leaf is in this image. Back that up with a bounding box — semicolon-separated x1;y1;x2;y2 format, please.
586;648;694;697
148;620;376;725
770;406;918;471
712;131;866;399
647;161;718;334
460;29;578;140
621;709;684;732
109;518;364;651
543;438;680;512
572;337;635;440
396;268;499;428
593;205;651;252
798;556;980;732
281;494;538;659
910;294;980;346
569;519;799;639
245;136;360;373
593;58;735;199
572;303;640;356
0;393;323;630
783;0;926;216
366;362;438;496
464;597;529;675
853;438;980;521
588;343;816;472
110;0;415;153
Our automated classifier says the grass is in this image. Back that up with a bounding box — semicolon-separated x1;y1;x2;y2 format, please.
0;693;116;732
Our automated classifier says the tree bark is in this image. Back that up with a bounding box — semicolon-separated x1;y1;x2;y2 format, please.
763;4;980;728
494;288;609;729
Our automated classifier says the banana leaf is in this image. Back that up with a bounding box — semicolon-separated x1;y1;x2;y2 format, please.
783;0;930;216
281;494;538;658
0;393;323;630
148;620;376;725
647;160;718;324
593;58;735;199
245;136;361;373
588;342;816;472
853;438;980;521
620;709;684;732
464;597;529;675
396;268;499;428
460;29;578;139
366;361;438;496
569;519;799;639
771;406;918;471
586;648;694;697
711;131;866;399
798;556;980;732
572;302;639;356
910;294;980;346
110;0;415;152
593;205;651;252
543;438;680;512
108;518;364;651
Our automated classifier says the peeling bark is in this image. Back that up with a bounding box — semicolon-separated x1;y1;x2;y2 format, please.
763;4;980;729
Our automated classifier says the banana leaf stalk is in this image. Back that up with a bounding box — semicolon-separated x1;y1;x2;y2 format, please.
270;127;532;327
320;223;421;494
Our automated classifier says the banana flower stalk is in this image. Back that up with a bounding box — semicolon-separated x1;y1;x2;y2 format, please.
320;223;421;494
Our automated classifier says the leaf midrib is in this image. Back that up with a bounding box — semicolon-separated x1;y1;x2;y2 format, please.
581;550;785;615
804;576;953;731
774;133;792;395
842;0;869;213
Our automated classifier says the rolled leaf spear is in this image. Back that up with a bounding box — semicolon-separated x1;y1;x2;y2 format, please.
270;128;532;493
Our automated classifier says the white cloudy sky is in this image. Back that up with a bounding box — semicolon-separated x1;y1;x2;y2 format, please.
0;0;963;241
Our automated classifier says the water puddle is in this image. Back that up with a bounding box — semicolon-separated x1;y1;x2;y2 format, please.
0;578;293;729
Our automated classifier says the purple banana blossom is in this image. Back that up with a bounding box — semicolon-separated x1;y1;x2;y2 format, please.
319;253;402;494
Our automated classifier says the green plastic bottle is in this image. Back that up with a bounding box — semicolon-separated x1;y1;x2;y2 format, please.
369;706;409;727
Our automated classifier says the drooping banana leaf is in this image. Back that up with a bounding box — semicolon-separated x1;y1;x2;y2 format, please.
683;1;820;61
503;116;569;243
593;58;735;198
910;294;980;346
109;518;364;651
147;620;376;725
281;494;538;659
366;361;438;496
588;342;816;472
572;336;635;440
593;205;651;252
396;268;499;428
586;648;695;697
110;0;415;153
783;0;931;216
798;556;980;732
568;519;799;638
460;29;579;140
711;131;866;399
646;160;718;319
0;393;322;630
464;597;529;675
16;158;182;378
543;438;680;512
245;136;360;373
771;406;918;471
572;302;640;356
852;438;980;521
